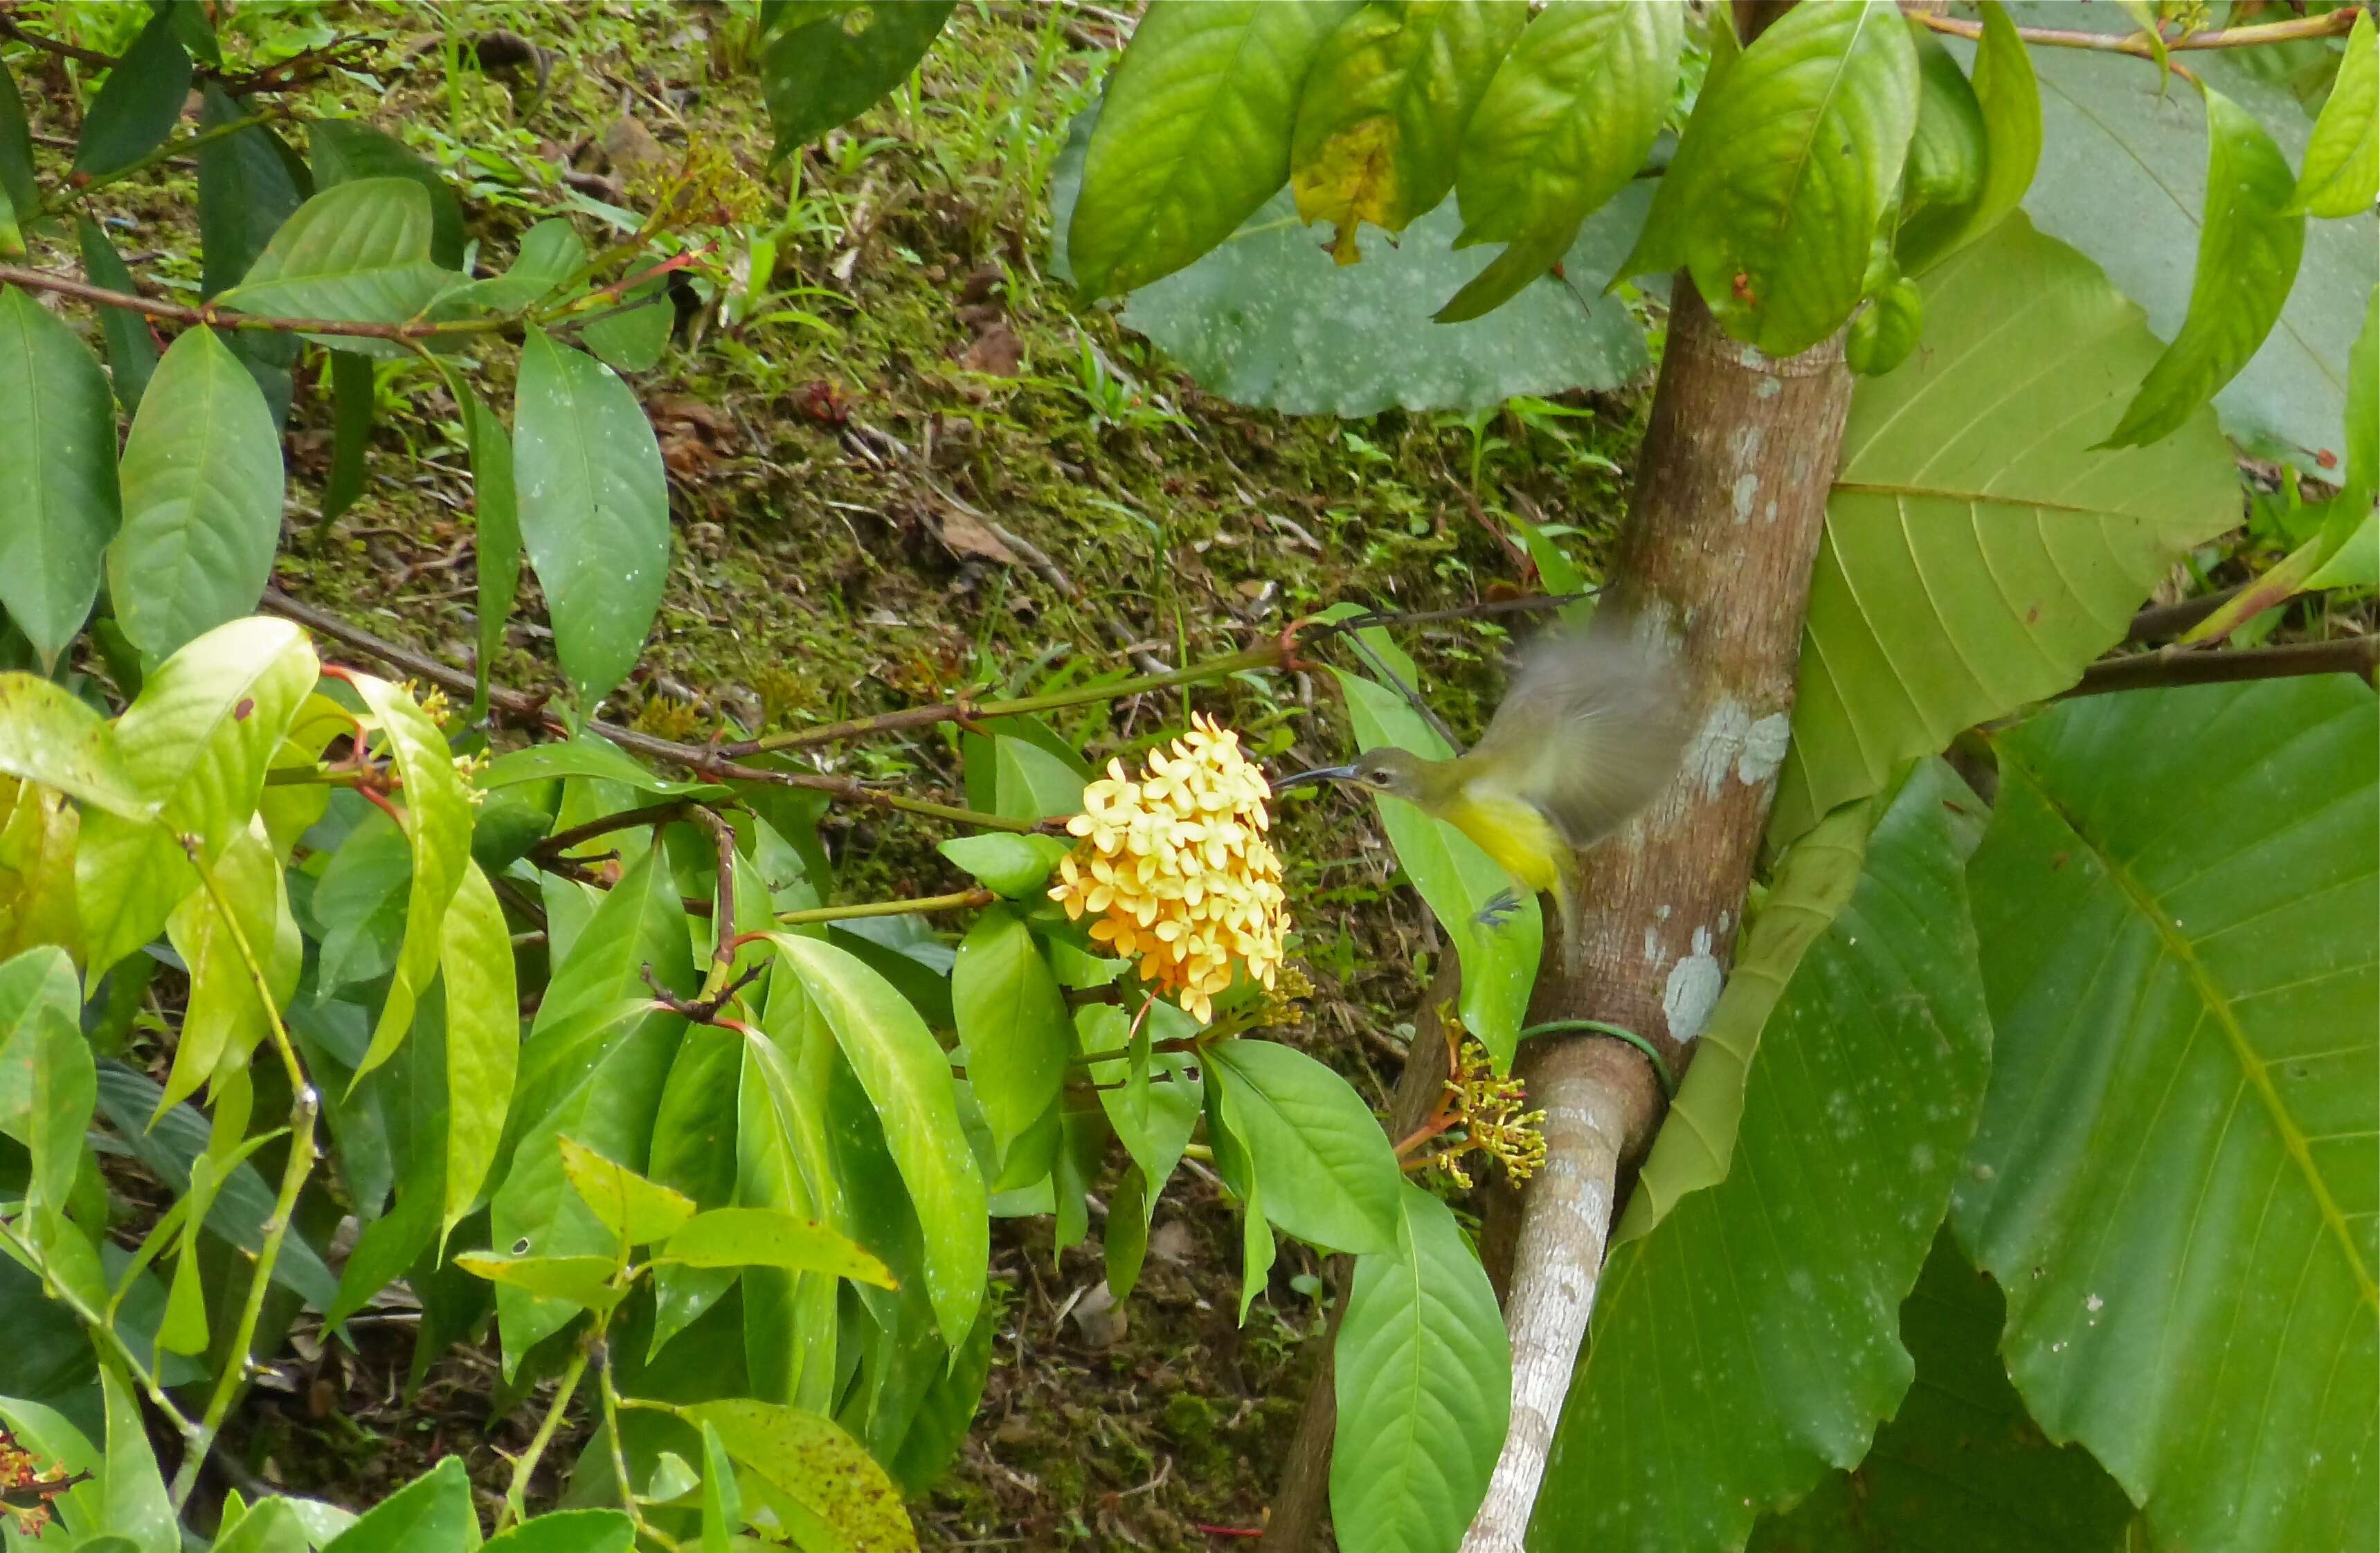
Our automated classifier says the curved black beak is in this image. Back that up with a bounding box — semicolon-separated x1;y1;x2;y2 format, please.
1272;763;1359;792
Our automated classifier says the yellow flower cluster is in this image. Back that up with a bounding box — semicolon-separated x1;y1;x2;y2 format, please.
1049;714;1289;1023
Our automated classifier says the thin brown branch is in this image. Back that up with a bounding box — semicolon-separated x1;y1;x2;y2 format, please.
0;15;116;69
692;804;741;995
2064;635;2378;697
530;799;699;864
0;263;512;343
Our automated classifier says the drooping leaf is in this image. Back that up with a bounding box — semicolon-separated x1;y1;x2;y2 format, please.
1958;680;2377;1553
217;179;460;349
211;1497;311;1553
1078;1000;1204;1195
440;860;518;1241
194;82;305;300
323;350;373;525
512;328;669;711
321;1456;474;1553
1330;1181;1508;1553
159;821;298;1114
1769;216;2237;854
1621;0;1919;357
950;905;1068;1176
1069;0;1360;297
107;325;286;659
2287;6;2377;218
1749;1230;2135;1553
766;932;986;1347
77;217;160;411
1288;0;1527;264
0;286;121;669
0;944;92;1215
1331;658;1539;1066
988;734;1083;821
309;119;466;270
311;812;409;995
759;1;958;159
1538;761;1992;1553
2100;84;2305;450
0;62;35;250
1049;101;1649;415
685;1399;917;1553
431;219;585;318
658;1206;894;1285
1898;28;1986;224
94;1367;175;1553
1895;1;2039;276
346;673;474;1081
1203;1037;1400;1255
455;388;518;723
1205;1071;1277;1322
75;617;317;977
71;13;192;180
1439;0;1679;321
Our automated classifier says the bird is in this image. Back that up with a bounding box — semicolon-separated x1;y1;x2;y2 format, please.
1275;613;1693;974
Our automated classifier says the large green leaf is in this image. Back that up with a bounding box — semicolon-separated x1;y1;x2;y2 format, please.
309;120;465;270
758;1;957;160
1537;761;1992;1553
107;325;287;658
71;13;190;179
0;286;120;669
1441;0;1679;320
218;179;459;348
767;932;986;1347
75;617;317;977
1894;1;2039;278
96;1367;176;1553
1956;679;2377;1553
1750;1230;2136;1553
1769;215;2237;855
1288;0;1527;264
159;821;298;1114
1623;0;1919;358
2289;8;2376;218
512;328;669;711
1049;102;1648;415
1068;0;1360;297
321;1457;473;1553
1331;658;1540;1067
1942;3;2380;466
0;673;141;817
2100;84;2305;450
950;904;1067;1177
1203;1037;1400;1255
686;1399;916;1553
440;860;518;1240
0;62;35;249
193;82;305;301
1331;1180;1508;1553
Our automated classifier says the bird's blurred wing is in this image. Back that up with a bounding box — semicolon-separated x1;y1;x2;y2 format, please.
1470;619;1693;850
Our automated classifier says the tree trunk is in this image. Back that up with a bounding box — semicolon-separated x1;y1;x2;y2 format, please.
1461;275;1854;1553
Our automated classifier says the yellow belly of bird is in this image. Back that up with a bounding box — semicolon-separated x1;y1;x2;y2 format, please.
1440;789;1565;897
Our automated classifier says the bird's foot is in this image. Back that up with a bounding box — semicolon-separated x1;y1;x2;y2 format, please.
1474;888;1522;929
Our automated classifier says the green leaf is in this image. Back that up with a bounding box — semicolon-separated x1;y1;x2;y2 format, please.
1440;0;1679;321
1069;0;1360;297
478;735;725;799
217;179;460;347
579;298;673;374
309;120;464;271
0;286;121;670
1330;1181;1508;1553
559;1134;698;1246
321;1456;474;1553
323;350;373;525
951;905;1068;1175
0;944;93;1215
1898;28;1985;221
440;860;517;1241
685;1399;917;1553
71;13;191;179
1895;1;2039;277
1538;761;1992;1553
480;1509;631;1553
76;617;318;977
77;217;161;411
512;328;669;711
0;62;36;245
1623;0;1919;358
1331;662;1539;1066
194;82;306;301
699;1422;740;1553
767;933;986;1347
658;1206;894;1286
1842;272;1920;375
159;821;298;1114
1958;680;2377;1552
1078;1000;1203;1193
2288;8;2377;217
1205;1073;1277;1322
887;1295;996;1493
452;387;520;723
2100;84;2305;449
1203;1037;1399;1255
1288;0;1528;262
453;1251;626;1314
346;673;474;1082
736;992;842;1407
1958;3;2377;469
936;832;1071;897
1749;1230;2135;1553
989;734;1083;821
1613;789;1882;1244
213;1498;312;1553
311;812;409;994
0;673;141;817
759;1;957;159
107;325;286;658
1769;216;2238;855
2307;281;2380;589
432;220;585;318
96;1366;175;1553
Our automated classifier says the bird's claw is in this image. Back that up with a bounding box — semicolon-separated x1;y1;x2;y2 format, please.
1473;889;1522;929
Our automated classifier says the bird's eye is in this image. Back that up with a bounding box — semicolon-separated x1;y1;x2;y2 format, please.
1365;771;1391;788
